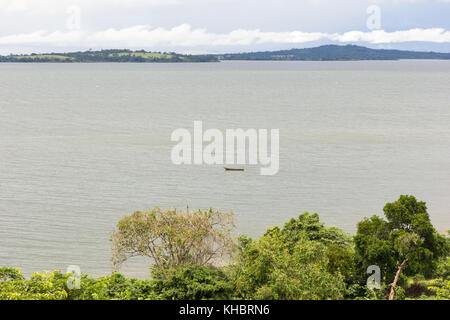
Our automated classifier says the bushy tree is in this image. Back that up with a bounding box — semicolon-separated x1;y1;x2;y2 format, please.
0;270;69;300
0;267;24;281
435;231;450;280
275;212;356;287
74;273;158;300
354;195;448;300
151;265;234;300
279;212;352;248
233;229;346;300
111;208;235;272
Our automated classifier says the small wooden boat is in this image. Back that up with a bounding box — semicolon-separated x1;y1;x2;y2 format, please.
224;167;245;172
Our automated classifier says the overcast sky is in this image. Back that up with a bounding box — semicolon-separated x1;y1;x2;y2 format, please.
1;0;450;54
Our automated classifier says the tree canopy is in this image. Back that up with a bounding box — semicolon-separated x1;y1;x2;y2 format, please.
354;195;448;299
1;197;448;300
111;208;235;272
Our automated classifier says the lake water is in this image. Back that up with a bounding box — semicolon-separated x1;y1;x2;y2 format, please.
0;61;449;278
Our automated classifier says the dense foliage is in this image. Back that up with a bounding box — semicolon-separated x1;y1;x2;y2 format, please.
1;195;448;300
233;230;346;299
354;195;447;299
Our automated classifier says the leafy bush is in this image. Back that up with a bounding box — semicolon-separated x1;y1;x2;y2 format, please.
0;270;68;300
73;273;159;300
428;280;450;300
0;267;24;281
279;212;352;248
151;265;234;300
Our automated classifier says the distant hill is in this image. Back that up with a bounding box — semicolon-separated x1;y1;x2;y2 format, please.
217;45;450;61
0;49;219;63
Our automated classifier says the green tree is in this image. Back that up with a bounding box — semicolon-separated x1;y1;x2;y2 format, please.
354;195;448;300
435;231;450;280
274;212;356;287
233;229;346;300
279;212;352;248
0;270;69;300
111;208;235;272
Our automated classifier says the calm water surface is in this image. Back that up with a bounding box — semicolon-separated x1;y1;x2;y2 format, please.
0;61;449;278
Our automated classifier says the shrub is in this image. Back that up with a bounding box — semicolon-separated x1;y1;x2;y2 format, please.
151;265;234;300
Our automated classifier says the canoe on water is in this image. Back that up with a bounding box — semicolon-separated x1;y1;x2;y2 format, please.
224;167;245;172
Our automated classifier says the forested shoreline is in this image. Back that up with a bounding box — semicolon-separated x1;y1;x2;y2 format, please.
1;195;448;300
2;45;450;63
0;49;219;63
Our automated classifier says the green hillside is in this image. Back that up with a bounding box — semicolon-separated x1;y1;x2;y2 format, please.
218;44;450;61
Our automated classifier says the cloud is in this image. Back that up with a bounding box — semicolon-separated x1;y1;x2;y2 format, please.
334;28;450;43
0;0;180;14
1;25;450;50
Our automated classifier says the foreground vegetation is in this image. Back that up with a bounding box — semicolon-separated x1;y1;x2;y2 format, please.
1;195;448;300
0;49;219;63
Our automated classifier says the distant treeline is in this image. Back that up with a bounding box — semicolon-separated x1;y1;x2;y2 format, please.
0;49;219;63
216;45;450;61
3;45;450;63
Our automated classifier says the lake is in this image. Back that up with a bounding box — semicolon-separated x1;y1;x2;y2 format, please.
0;60;449;278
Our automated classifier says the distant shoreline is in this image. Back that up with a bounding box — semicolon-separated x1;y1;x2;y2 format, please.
0;49;219;63
2;45;450;63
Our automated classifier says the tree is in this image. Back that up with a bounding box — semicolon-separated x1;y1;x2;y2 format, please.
233;229;346;300
274;212;356;287
111;208;235;272
277;212;352;248
354;195;448;300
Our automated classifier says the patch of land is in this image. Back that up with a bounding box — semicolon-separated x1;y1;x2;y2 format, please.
217;44;450;61
0;49;218;63
2;45;450;62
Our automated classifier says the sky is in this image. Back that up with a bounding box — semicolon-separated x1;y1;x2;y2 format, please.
1;0;450;55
